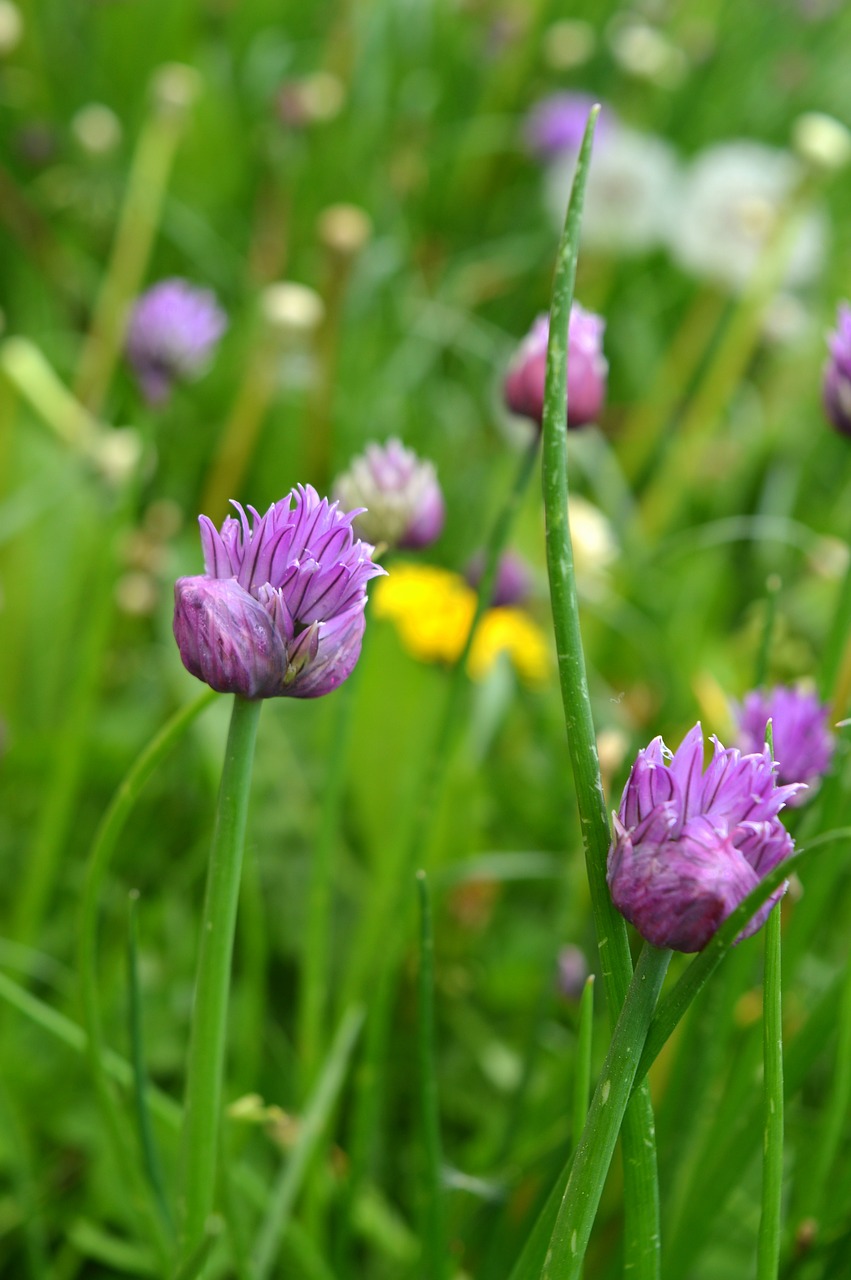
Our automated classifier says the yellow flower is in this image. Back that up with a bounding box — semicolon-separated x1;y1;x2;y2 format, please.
373;564;549;685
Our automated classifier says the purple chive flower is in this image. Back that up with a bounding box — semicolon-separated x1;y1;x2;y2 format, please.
126;278;227;405
333;438;445;550
504;306;608;430
607;724;802;953
823;302;851;435
173;485;385;700
736;686;835;804
524;92;608;160
465;550;533;608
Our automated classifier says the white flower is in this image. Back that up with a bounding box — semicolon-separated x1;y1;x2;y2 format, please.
545;126;681;256
669;141;826;292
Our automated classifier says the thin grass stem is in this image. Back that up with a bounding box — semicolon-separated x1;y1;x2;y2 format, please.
757;904;784;1279
415;871;449;1280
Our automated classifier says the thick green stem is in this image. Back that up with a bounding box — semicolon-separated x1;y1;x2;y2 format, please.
177;695;263;1261
541;106;661;1278
757;906;784;1279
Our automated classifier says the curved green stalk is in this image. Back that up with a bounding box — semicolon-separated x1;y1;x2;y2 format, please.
757;906;784;1278
415;872;449;1280
540;106;661;1278
177;694;263;1262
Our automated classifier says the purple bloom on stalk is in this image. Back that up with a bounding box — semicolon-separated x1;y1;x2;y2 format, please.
465;549;533;608
823;302;851;435
504;306;608;430
524;92;608;160
126;278;227;405
333;438;445;550
607;724;802;953
173;485;385;699
736;686;835;805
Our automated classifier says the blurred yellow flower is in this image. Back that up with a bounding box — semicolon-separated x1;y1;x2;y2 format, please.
373;564;549;685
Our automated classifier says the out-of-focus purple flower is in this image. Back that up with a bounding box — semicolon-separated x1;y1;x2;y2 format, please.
736;686;835;804
504;306;607;430
607;724;802;953
333;438;445;550
823;302;851;435
523;92;609;160
465;550;533;608
556;944;590;1001
174;485;385;700
126;278;227;405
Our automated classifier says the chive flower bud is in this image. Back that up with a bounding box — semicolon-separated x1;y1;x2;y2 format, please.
333;438;445;550
823;302;851;436
126;278;227;405
504;306;607;429
736;686;835;804
174;485;385;699
608;724;802;952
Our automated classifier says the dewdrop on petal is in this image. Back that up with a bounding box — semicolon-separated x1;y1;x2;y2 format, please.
333;438;445;550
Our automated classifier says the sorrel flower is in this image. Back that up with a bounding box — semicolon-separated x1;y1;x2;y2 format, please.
823;302;851;435
173;485;385;699
504;306;607;429
126;278;227;405
736;686;835;803
333;438;445;549
608;724;802;953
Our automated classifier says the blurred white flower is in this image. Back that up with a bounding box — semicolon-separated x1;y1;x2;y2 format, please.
569;495;618;598
545;125;681;256
792;112;851;173
607;18;689;89
669;141;826;292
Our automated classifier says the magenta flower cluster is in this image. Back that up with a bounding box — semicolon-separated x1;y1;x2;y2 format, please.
608;724;801;953
504;306;608;430
174;485;385;700
126;278;227;405
823;301;851;436
736;686;835;803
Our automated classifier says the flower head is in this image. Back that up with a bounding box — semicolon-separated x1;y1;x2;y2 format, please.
333;438;445;550
823;302;851;435
736;686;835;803
608;724;801;952
504;305;607;430
173;485;385;699
524;92;607;159
126;278;227;405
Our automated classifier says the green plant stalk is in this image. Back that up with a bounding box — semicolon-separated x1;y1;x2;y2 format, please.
572;976;595;1152
804;937;851;1217
127;891;173;1235
757;905;784;1279
821;550;851;701
540;105;661;1278
416;872;449;1280
541;945;672;1280
177;695;263;1263
0;337;102;452
299;666;360;1093
253;1005;364;1279
74;67;196;414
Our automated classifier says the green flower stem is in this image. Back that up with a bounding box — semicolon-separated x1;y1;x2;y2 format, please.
541;106;662;1279
804;935;851;1219
541;944;672;1280
77;691;214;1251
299;665;360;1093
74;64;198;415
0;337;102;453
572;975;595;1152
177;695;263;1263
416;872;449;1280
757;905;784;1279
821;549;851;701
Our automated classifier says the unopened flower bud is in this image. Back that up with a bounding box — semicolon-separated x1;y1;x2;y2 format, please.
556;945;590;1001
125;279;227;405
0;1;22;56
334;438;445;550
792;112;851;173
260;282;325;338
464;550;533;607
504;305;608;430
151;63;201;118
318;204;372;258
823;302;851;435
